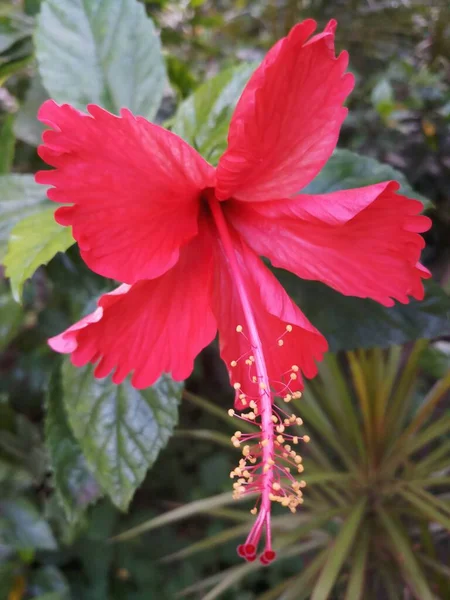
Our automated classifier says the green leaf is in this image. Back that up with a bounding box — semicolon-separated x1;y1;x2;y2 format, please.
280;274;450;352
0;14;33;54
0;498;57;551
311;500;366;600
62;361;182;511
378;509;435;600
303;149;432;209
171;62;255;165
0;279;23;350
0;174;47;260
0;113;15;174
4;207;74;302
14;73;48;146
46;367;103;524
35;0;166;119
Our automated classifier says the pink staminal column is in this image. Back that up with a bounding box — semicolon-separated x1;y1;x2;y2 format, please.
208;193;277;565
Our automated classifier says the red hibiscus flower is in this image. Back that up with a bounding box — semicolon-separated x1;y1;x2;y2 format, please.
36;19;431;564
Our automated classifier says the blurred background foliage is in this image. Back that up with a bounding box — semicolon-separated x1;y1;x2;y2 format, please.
0;0;449;598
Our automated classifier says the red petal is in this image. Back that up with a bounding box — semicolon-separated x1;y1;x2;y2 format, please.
211;232;327;408
215;20;354;202
227;182;432;307
48;232;217;387
36;100;215;284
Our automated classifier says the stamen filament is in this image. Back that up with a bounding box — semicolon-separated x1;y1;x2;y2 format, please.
208;194;276;564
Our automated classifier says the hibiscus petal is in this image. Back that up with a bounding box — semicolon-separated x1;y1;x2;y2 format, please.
215;19;354;202
48;233;217;387
36;100;215;284
226;182;432;308
211;231;327;409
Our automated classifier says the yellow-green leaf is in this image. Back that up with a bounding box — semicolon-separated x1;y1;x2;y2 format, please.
4;208;74;302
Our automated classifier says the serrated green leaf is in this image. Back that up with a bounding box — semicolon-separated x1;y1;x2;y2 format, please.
0;174;47;260
171;62;255;164
4;207;74;302
303;149;431;209
0;498;57;551
46;367;103;524
14;73;48;146
62;362;182;511
280;273;450;352
35;0;166;119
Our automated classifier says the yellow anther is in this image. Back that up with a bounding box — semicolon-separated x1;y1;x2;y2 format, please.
278;339;284;346
228;409;235;417
263;463;270;473
247;411;256;420
261;439;269;447
243;470;250;478
300;480;306;488
291;365;299;372
272;482;281;491
290;450;297;458
284;394;292;403
249;400;257;409
290;373;297;380
296;417;303;426
268;459;275;466
259;382;267;390
252;376;257;383
284;444;291;452
303;435;310;443
298;464;304;473
230;360;237;367
286;324;293;332
233;382;241;390
294;391;302;399
271;415;278;423
294;455;302;464
229;471;236;478
245;359;252;365
277;435;285;444
249;355;255;362
293;436;299;444
243;445;250;456
276;425;285;434
250;507;257;515
236;325;243;332
235;431;242;438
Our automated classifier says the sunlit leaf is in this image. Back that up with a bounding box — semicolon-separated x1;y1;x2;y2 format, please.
0;174;47;260
4;208;74;302
171;62;256;164
35;0;166;119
